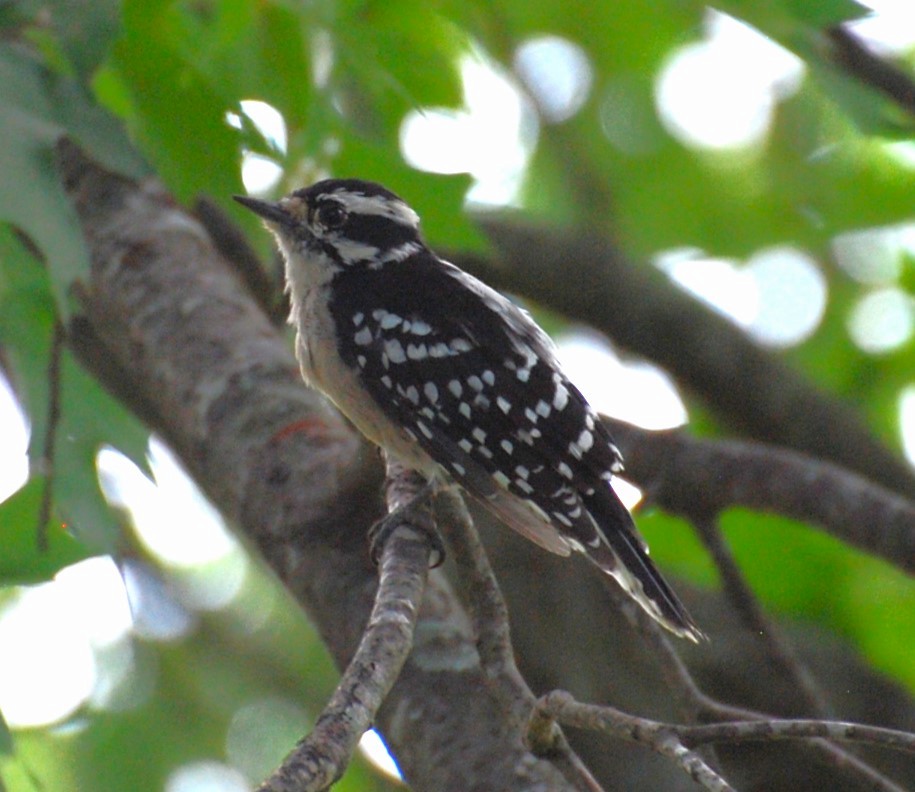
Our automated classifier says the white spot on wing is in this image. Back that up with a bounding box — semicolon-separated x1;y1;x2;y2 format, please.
407;343;428;360
385;339;406;363
380;312;402;330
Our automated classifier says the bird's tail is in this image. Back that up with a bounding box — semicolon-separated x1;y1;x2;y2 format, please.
582;489;704;643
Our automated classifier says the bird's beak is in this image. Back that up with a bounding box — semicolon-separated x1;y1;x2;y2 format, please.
233;195;293;227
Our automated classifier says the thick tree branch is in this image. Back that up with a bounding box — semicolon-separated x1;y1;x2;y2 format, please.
602;417;915;576
452;220;915;499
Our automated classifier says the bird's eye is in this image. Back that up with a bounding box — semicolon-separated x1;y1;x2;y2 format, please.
315;202;347;230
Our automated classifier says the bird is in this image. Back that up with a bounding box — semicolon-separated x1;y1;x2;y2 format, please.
234;179;703;642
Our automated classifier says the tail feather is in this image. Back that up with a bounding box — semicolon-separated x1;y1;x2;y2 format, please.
582;490;704;643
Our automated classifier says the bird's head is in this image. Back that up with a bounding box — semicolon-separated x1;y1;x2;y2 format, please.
234;179;423;275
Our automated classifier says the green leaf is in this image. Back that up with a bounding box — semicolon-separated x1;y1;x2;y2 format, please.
0;708;12;756
0;225;56;449
336;3;465;112
44;0;122;79
0;479;92;586
107;2;245;204
0;41;144;319
0;226;150;554
0;43;88;317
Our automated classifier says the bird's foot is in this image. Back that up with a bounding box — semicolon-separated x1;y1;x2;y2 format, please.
369;479;446;568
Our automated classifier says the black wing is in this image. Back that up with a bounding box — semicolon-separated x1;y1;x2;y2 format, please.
330;252;701;640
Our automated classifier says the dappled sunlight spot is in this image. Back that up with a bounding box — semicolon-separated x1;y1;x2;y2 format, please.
852;0;915;54
240;100;287;154
88;635;153;714
514;36;593;123
226;697;310;782
98;438;239;569
655;247;759;327
0;581;96;726
897;386;915;467
358;728;403;783
847;288;914;354
655;11;804;150
658;246;826;348
241;153;284;195
165;760;249;792
744;246;827;347
832;224;913;285
169;551;249;613
227;99;287;195
0;557;150;727
400;54;537;206
884;141;915;168
121;559;196;642
611;477;643;512
55;557;134;647
0;372;28;504
555;334;688;430
600;75;664;157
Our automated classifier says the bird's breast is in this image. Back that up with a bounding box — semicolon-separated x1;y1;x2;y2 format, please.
292;286;436;475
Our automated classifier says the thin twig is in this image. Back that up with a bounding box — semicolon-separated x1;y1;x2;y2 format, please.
436;490;605;792
435;491;530;721
602;581;909;792
36;321;64;552
540;691;735;792
680;718;915;754
256;461;434;792
692;516;831;717
541;691;915;791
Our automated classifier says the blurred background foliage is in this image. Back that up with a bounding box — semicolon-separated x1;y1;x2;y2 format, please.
0;0;914;789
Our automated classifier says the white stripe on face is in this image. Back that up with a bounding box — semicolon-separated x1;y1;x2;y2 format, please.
329;190;420;228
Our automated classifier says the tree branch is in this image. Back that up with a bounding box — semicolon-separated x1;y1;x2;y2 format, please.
539;691;735;792
602;417;915;576
257;462;435;792
539;691;915;790
435;491;604;792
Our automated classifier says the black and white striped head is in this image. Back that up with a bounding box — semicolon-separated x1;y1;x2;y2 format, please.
234;179;424;275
